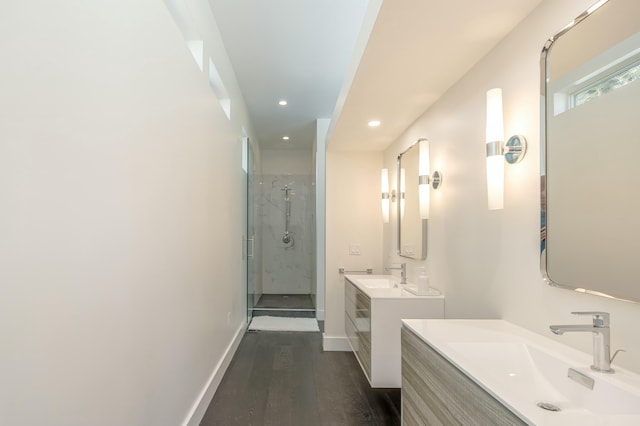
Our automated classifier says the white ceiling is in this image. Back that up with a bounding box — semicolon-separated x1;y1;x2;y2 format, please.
330;0;544;152
209;0;370;150
209;0;543;152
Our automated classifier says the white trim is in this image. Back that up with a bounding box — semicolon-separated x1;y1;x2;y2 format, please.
315;119;329;327
322;333;351;351
182;320;246;426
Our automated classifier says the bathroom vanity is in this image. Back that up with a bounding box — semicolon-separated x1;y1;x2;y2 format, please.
401;319;640;425
344;274;444;388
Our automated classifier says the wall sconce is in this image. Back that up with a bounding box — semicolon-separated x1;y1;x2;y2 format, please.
381;168;395;223
400;167;406;219
418;139;430;219
485;88;527;210
418;139;443;219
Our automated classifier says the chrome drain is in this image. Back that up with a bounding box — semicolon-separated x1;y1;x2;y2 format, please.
537;402;561;412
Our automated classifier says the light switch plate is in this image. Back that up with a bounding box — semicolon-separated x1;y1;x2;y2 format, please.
349;244;361;255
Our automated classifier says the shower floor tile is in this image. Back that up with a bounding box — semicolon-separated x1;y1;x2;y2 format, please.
252;310;316;318
254;294;314;310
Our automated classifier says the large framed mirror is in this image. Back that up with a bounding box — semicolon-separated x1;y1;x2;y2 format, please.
397;141;427;260
541;0;640;302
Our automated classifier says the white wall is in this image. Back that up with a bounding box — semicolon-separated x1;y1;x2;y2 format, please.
324;151;383;349
261;149;313;175
0;1;254;425
380;0;640;373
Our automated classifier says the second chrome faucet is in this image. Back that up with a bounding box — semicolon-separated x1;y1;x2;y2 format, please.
385;262;407;284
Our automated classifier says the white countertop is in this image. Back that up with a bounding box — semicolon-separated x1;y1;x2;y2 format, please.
344;274;444;300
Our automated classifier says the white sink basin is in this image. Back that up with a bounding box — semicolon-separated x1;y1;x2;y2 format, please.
343;274;444;299
403;320;640;425
357;277;398;289
449;342;640;417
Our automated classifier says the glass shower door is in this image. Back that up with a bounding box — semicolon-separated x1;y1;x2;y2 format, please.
244;138;257;322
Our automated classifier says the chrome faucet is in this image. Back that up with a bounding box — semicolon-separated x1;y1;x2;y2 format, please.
385;262;407;284
550;312;621;373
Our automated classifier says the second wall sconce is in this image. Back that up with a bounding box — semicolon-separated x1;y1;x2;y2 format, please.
485;88;527;210
382;139;442;223
418;139;442;219
381;168;394;223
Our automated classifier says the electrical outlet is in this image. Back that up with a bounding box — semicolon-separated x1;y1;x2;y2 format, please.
349;244;361;255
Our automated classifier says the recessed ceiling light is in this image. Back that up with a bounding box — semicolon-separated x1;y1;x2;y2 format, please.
282;136;290;140
368;120;381;127
278;100;288;106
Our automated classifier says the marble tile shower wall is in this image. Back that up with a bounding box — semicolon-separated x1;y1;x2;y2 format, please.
259;174;313;294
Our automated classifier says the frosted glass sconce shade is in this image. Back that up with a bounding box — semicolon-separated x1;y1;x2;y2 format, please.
484;89;528;210
381;168;390;223
486;88;504;143
400;168;406;220
418;139;430;219
486;88;505;210
486;155;505;210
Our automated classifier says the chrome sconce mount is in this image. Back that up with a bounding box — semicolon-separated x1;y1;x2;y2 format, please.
418;171;443;190
432;171;443;189
486;135;528;165
382;189;397;202
505;135;527;164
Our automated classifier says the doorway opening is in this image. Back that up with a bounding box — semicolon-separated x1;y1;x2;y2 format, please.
246;148;317;320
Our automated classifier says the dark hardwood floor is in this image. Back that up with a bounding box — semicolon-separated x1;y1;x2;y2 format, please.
201;327;401;426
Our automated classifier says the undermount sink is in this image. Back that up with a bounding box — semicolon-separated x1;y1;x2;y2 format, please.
357;277;398;289
343;274;443;299
403;319;640;425
448;341;640;417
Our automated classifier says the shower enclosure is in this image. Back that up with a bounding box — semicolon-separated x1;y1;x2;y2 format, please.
248;173;316;317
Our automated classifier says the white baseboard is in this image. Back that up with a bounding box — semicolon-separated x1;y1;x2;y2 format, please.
316;308;325;321
322;333;351;351
182;320;246;426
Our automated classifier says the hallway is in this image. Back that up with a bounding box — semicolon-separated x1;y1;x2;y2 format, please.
201;330;400;425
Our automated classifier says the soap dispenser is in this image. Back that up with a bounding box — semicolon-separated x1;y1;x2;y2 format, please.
417;267;429;293
414;266;441;296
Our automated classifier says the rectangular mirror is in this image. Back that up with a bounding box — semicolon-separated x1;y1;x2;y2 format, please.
541;0;640;302
398;141;427;260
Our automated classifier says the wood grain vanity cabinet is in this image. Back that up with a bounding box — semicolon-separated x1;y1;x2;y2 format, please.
344;276;444;388
344;278;372;379
401;326;526;425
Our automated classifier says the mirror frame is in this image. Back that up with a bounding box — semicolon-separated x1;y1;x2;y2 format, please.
540;0;639;303
397;144;427;260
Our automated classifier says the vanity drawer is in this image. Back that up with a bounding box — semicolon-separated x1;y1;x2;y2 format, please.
357;321;372;379
345;278;372;380
345;313;358;352
355;290;370;320
345;281;357;323
345;280;371;322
